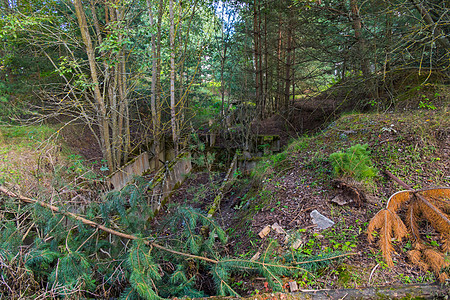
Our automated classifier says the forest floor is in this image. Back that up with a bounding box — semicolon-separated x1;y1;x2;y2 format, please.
170;96;450;296
0;74;449;298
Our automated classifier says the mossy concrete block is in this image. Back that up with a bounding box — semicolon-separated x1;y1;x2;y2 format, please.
108;152;150;190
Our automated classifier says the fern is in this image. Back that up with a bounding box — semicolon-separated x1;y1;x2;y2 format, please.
368;187;450;281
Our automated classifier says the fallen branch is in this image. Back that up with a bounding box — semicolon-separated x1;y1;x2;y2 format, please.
0;186;218;264
0;185;354;278
384;169;412;190
207;152;238;218
200;283;449;300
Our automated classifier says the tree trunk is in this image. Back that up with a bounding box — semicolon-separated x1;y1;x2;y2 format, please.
146;0;161;169
169;0;178;155
257;1;264;118
410;0;450;51
73;0;114;172
284;23;292;112
202;284;449;300
253;0;261;117
350;0;370;77
276;13;283;112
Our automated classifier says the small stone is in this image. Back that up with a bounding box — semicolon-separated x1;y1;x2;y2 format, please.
242;151;252;159
271;222;286;234
331;194;351;206
344;130;357;135
291;238;303;250
310;210;335;230
288;281;298;292
251;251;261;261
258;225;271;238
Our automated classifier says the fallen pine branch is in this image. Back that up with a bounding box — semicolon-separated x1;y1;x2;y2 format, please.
0;186;218;264
369;170;450;281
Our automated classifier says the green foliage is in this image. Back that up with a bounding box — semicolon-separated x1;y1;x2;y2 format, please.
287;136;310;153
126;239;162;300
49;251;95;294
101;176;154;232
165;207;227;256
0;180;350;299
25;247;60;281
329;144;377;182
251;150;290;179
0;124;55;145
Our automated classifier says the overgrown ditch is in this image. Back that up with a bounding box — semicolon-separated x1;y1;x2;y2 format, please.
0;78;449;298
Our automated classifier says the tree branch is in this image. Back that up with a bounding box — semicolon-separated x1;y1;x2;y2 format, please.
0;186;218;264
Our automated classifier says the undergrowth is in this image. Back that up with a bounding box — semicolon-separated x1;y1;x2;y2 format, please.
0;175;346;299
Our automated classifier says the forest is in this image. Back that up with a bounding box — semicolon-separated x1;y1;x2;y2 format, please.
0;0;449;298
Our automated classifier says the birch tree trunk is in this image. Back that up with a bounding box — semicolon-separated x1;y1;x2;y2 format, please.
73;0;130;173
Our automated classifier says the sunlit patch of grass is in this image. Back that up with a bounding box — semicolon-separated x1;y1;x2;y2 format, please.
0;124;67;194
0;124;57;147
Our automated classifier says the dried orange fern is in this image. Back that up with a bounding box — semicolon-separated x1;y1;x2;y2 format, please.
367;208;407;267
368;187;450;281
407;249;429;270
441;234;450;253
423;249;449;274
386;190;413;212
405;200;422;245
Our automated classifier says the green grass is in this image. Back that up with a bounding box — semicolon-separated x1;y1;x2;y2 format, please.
0;124;56;144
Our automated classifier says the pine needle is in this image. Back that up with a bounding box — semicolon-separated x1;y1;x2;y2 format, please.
406;200;422;245
423;249;446;274
407;250;428;270
386;190;412;212
367;209;387;243
416;194;450;235
369;186;450;276
441;234;450;253
391;212;408;242
418;188;450;213
367;209;406;267
438;272;449;283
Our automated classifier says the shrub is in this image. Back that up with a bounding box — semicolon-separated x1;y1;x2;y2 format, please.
329;144;377;181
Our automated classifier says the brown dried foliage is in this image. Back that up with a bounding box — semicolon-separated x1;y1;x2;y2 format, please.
368;187;450;282
0;250;41;298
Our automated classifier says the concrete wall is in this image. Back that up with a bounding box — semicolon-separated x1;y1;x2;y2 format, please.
109;152;150;190
150;155;192;212
108;139;176;191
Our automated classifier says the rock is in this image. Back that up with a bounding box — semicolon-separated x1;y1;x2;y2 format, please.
310;210;335;230
271;222;286;234
331;194;351;206
344;130;357;135
251;251;261;261
288;281;298;292
258;225;271;238
291;238;303;250
242;151;252;159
